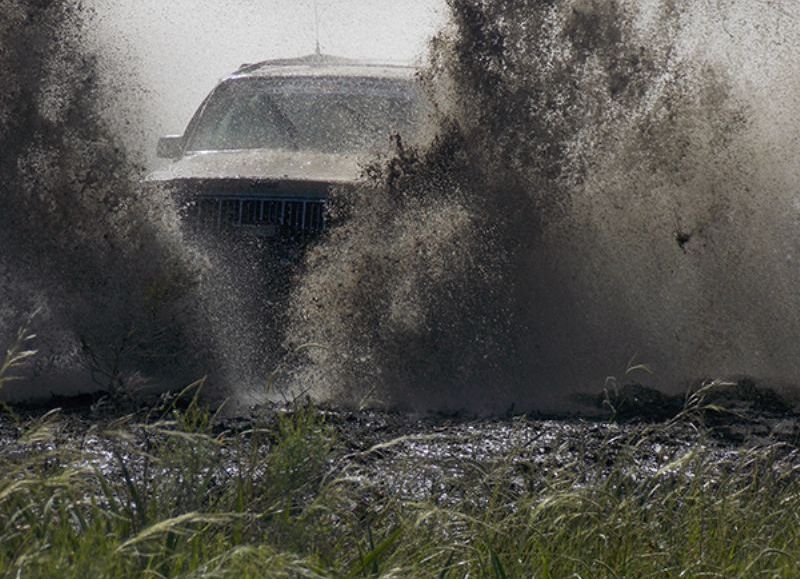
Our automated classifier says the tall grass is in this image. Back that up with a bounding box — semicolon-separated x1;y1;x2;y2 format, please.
0;317;37;394
0;356;799;577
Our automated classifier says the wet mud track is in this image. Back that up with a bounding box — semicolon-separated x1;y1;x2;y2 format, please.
320;411;796;503
2;402;799;504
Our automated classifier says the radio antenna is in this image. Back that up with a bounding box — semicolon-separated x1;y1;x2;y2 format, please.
314;0;321;55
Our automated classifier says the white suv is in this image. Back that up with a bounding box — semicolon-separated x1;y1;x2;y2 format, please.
148;53;425;237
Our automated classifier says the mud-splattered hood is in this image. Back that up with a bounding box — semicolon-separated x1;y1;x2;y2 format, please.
146;148;363;184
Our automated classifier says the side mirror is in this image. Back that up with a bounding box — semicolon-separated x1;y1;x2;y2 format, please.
157;135;185;159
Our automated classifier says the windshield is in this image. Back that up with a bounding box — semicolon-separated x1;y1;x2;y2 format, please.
186;76;422;154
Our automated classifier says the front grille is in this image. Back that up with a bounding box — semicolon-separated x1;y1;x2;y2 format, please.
189;196;326;236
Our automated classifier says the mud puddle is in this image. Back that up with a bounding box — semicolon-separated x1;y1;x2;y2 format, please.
2;396;799;505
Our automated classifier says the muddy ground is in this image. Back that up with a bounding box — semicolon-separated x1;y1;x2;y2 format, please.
3;380;799;503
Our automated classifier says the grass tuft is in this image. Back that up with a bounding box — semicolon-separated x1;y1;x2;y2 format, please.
1;373;799;577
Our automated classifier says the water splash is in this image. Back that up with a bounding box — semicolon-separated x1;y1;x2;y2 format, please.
288;0;800;412
4;0;800;414
0;1;321;404
0;1;212;398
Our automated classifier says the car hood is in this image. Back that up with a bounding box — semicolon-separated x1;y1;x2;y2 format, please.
146;149;364;184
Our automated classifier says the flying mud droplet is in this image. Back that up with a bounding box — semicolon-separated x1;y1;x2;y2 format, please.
675;231;691;252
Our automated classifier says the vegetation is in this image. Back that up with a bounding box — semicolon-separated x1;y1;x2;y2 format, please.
2;339;800;578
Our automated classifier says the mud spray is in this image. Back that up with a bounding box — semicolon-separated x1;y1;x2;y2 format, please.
288;0;800;413
0;1;215;398
0;0;300;402
3;0;800;413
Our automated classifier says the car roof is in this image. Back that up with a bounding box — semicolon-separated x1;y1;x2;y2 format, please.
230;53;418;82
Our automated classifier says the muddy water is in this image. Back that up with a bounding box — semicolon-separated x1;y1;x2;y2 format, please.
0;0;442;404
2;405;796;505
288;0;800;413
0;2;214;399
4;0;800;415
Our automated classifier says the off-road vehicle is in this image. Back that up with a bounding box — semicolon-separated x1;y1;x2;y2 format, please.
148;53;426;238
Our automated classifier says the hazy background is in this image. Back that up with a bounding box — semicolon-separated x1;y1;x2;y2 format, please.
85;0;447;166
